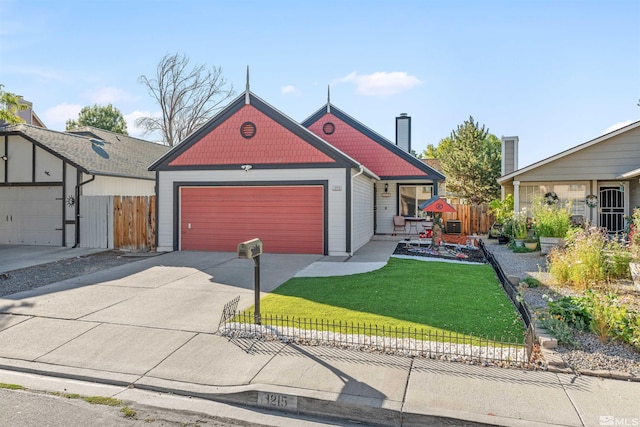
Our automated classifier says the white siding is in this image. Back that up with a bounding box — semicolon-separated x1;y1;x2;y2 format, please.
157;168;348;255
7;136;32;182
82;175;155;196
35;146;63;182
79;196;113;249
376;181;399;234
352;173;374;252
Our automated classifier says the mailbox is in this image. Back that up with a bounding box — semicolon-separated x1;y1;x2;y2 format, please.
237;238;263;259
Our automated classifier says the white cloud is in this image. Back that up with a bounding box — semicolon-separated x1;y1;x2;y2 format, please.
41;103;82;129
86;86;137;104
124;110;162;139
281;85;300;95
603;120;633;135
334;71;422;96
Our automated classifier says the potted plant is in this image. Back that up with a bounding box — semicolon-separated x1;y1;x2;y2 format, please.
531;194;572;255
524;230;538;251
511;210;528;247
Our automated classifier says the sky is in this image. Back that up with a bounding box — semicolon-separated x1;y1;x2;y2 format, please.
1;0;638;169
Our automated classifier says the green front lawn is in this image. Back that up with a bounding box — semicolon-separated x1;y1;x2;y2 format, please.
247;258;525;342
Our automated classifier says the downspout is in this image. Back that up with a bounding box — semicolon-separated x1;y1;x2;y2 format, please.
73;175;96;248
349;165;365;256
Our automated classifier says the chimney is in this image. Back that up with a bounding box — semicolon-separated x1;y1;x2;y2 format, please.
395;113;411;152
501;136;519;175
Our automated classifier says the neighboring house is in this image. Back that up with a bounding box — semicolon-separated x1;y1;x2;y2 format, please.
497;120;640;233
0;98;47;128
149;86;443;256
0;124;169;247
17;98;47;128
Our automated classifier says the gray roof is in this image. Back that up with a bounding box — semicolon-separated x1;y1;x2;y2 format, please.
1;124;169;180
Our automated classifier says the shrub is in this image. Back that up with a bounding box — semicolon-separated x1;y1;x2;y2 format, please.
548;226;630;289
531;196;572;238
521;277;541;288
538;315;577;346
547;296;590;331
582;291;629;343
628;207;640;261
489;195;514;225
511;210;528;240
542;289;639;349
628;314;640;350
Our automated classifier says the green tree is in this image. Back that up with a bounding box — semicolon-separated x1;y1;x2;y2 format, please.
421;137;452;159
439;116;501;205
66;104;128;135
136;52;235;146
0;84;28;124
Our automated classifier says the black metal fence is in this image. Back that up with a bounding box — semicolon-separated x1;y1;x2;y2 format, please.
219;311;535;366
479;239;536;360
478;239;534;328
219;295;240;329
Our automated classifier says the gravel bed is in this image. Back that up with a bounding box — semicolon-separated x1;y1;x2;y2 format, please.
220;323;530;368
392;242;486;264
0;251;147;297
483;238;640;376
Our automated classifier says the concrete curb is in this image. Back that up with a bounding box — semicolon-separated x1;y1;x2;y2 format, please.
0;358;553;427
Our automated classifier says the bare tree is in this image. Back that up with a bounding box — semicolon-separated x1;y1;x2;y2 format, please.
136;53;235;146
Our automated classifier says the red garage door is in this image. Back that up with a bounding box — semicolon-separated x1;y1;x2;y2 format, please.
180;186;324;254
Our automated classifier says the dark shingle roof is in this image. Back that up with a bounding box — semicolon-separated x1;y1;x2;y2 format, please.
0;124;169;180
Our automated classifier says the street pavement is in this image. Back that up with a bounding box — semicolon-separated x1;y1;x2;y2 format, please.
0;239;638;426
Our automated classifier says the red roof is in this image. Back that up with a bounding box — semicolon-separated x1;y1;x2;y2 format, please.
169;105;336;166
306;113;427;177
419;196;456;213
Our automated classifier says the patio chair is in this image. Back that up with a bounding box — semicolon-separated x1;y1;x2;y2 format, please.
392;215;406;236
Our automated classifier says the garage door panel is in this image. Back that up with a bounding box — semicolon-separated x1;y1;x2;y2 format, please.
0;186;62;245
180;186;324;254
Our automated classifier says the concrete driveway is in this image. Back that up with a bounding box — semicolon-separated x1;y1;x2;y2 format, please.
0;245;108;274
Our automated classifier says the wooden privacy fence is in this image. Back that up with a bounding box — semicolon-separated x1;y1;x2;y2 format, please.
114;195;156;252
441;203;495;236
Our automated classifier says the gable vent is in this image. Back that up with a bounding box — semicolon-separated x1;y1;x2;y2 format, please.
323;122;335;135
240;122;256;139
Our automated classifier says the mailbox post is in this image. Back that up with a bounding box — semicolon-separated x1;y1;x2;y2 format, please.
237;238;263;325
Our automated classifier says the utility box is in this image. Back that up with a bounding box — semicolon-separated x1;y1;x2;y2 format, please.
237;238;263;259
445;220;462;234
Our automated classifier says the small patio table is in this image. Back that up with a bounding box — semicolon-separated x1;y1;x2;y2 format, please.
404;217;424;234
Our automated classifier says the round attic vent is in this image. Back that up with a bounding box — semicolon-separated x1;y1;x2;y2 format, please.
240;122;256;139
323;122;335;135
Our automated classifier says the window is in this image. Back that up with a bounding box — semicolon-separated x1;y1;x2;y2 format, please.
519;183;587;217
399;185;432;217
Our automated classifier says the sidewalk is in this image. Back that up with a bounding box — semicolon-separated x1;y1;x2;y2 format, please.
0;240;638;426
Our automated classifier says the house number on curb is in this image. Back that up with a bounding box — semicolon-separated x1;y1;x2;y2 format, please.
257;392;297;410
